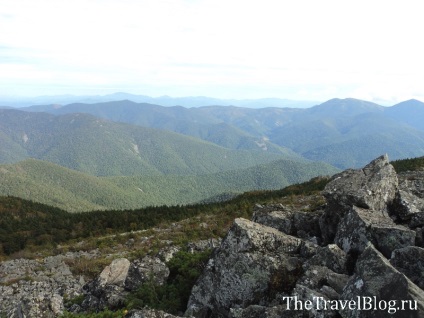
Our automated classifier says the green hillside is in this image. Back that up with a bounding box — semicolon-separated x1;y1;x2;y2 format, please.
0;159;339;212
26;101;299;155
0;109;294;176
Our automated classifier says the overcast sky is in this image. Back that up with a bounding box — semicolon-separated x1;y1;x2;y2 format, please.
1;0;423;105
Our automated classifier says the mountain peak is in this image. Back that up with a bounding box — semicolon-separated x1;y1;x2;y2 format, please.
310;98;383;116
393;99;424;108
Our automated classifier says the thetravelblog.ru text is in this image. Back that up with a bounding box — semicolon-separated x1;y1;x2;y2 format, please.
282;296;418;314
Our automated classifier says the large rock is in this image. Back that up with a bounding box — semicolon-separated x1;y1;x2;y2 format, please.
124;256;169;291
390;171;424;222
252;205;295;235
82;256;170;311
390;246;424;290
98;258;130;287
398;171;424;199
320;154;398;243
306;244;348;274
340;244;424;317
185;218;314;318
334;206;415;258
82;258;131;311
252;205;323;244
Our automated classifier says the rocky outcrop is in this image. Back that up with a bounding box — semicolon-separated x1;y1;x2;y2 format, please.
252;205;323;244
390;246;424;290
185;218;313;317
340;244;424;317
391;171;424;222
185;155;424;317
0;254;86;318
320;154;398;243
335;206;415;258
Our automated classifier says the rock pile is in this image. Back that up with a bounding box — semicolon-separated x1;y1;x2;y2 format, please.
0;253;87;317
185;155;424;317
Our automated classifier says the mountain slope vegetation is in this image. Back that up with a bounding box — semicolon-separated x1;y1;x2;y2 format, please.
0;158;338;212
0;109;297;176
0;175;331;257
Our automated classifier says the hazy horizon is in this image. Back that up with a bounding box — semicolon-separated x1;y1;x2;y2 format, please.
1;1;423;105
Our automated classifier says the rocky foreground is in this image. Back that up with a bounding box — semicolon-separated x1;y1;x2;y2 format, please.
2;155;424;317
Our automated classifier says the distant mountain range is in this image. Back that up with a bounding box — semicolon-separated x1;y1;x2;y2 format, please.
0;93;319;108
14;97;424;169
1;96;424;211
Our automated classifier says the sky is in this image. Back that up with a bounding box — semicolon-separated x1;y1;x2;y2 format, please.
0;0;423;105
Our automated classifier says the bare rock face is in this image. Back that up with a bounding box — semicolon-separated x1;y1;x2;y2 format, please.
335;206;415;258
340;244;424;318
124;256;170;291
320;154;398;243
306;244;348;274
253;205;323;244
390;246;424;290
391;171;424;222
185;218;313;318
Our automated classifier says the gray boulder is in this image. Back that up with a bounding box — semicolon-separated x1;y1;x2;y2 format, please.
306;244;348;274
398;171;424;199
390;246;424;290
82;256;170;311
185;218;313;318
340;244;424;317
335;206;415;258
82;258;131;310
320;154;398;243
390;170;424;223
124;256;170;291
253;205;323;244
252;205;295;235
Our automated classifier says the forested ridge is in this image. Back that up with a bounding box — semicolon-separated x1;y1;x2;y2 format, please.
0;176;330;257
0;158;338;212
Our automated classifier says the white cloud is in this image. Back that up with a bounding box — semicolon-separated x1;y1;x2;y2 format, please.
0;0;423;102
